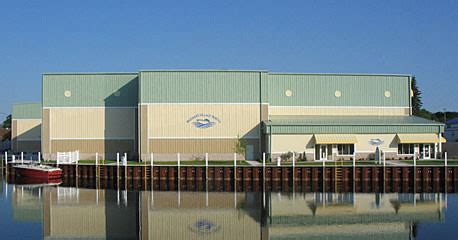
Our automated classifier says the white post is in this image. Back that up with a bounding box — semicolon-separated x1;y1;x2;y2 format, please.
150;153;154;167
277;156;281;167
95;152;98;166
445;152;448;167
262;152;266;167
4;152;7;166
116;153;120;167
124;153;127;166
234;153;237;181
12;155;16;164
353;152;356;167
414;152;417;167
383;153;386;167
38;152;41;163
177;153;180;167
21;152;24;164
205;152;209;180
292;152;295;167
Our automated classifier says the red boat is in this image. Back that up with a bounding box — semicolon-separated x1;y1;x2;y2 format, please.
14;164;62;180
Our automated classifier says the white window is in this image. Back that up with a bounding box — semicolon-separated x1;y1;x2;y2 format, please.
337;144;354;155
398;144;414;154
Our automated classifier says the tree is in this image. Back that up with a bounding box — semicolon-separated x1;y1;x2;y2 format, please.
1;114;11;129
411;77;423;116
234;135;247;157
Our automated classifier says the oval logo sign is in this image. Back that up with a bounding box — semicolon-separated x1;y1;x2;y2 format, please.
189;219;219;234
187;114;221;129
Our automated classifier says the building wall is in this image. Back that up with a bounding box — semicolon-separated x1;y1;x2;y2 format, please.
139;71;267;161
42;73;138;160
11;103;42;153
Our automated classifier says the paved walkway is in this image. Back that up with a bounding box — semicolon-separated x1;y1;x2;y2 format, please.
246;160;262;166
385;160;412;166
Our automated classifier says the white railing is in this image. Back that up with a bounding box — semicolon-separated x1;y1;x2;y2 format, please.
57;151;80;164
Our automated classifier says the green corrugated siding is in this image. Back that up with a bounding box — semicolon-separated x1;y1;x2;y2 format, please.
268;74;410;107
139;71;265;103
12;103;42;119
43;73;138;107
265;125;442;134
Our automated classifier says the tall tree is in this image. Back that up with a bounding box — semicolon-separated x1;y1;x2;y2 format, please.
411;77;423;116
1;114;11;129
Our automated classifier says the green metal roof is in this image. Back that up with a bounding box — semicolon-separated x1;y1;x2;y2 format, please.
12;103;42;119
267;74;410;107
42;73;138;107
263;116;444;134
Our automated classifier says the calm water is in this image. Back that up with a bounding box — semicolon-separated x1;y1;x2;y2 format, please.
1;177;457;239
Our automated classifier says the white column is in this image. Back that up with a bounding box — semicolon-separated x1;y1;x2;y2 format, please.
21;152;24;164
353;152;356;167
262;152;266;167
150;153;154;167
124;153;127;163
292;152;295;167
38;152;41;163
177;153;181;167
414;153;417;167
205;153;208;167
439;133;443;155
4;152;7;166
95;152;98;166
116;153;120;167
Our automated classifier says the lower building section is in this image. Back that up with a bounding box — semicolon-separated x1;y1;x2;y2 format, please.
268;133;444;161
145;138;260;161
44;139;135;160
12;140;41;153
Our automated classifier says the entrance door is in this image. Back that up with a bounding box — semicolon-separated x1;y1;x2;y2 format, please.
246;145;254;160
419;144;431;159
320;145;328;160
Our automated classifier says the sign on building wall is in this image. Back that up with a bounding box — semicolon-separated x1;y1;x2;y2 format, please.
186;114;222;129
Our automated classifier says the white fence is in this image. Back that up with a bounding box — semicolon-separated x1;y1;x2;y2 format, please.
57;151;80;164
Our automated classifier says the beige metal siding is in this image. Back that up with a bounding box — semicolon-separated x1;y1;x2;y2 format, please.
269;106;409;116
140;105;149;158
150;139;238;153
50;108;135;139
271;134;314;153
15;141;41;153
15;119;41;140
51;140;134;153
148;104;260;138
42;109;51;156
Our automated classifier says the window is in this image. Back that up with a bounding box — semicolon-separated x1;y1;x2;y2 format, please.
398;144;414;154
337;144;354;155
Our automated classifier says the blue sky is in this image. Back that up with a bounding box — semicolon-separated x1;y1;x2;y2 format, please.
1;0;457;115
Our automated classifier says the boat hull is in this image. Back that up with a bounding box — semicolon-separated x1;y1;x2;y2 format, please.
15;167;62;180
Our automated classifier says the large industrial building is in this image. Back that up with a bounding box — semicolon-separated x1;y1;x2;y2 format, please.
11;70;445;161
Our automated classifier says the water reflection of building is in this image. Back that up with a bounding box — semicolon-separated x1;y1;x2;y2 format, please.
7;183;449;240
267;193;445;239
12;185;43;222
139;191;261;240
43;187;108;239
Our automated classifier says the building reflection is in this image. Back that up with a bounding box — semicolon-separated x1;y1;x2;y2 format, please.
7;182;447;240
